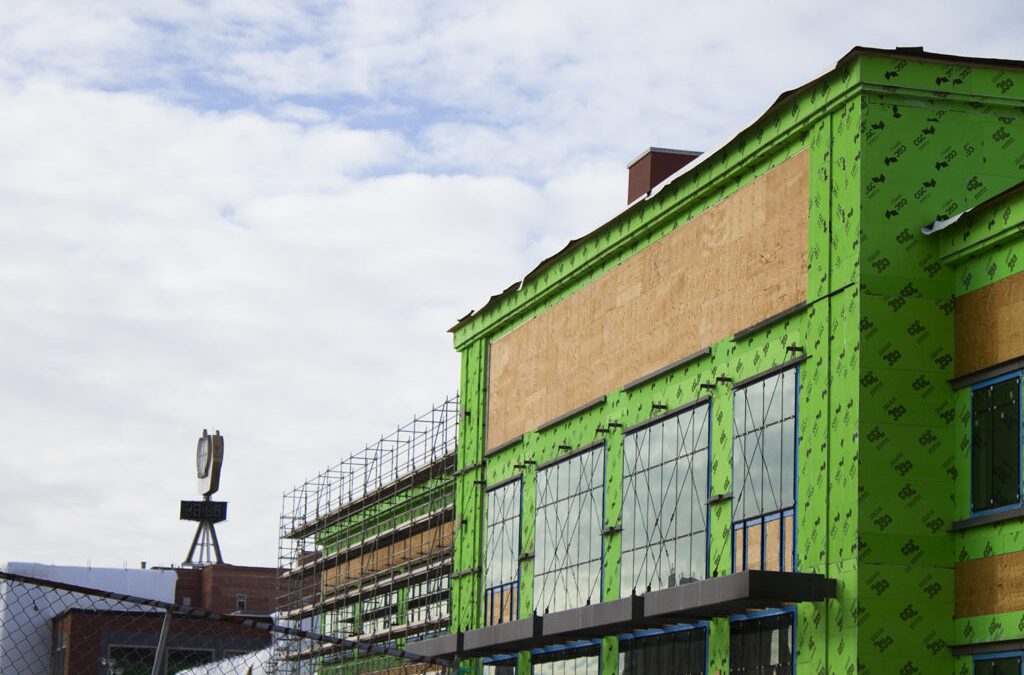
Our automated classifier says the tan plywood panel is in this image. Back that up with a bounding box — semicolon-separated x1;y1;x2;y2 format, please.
733;528;745;574
747;522;763;571
487;150;809;449
783;513;794;572
956;271;1024;377
321;521;454;591
955;550;1024;617
765;518;781;571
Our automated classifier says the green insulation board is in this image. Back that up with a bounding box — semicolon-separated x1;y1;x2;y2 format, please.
452;338;488;632
945;191;1024;652
855;53;1024;674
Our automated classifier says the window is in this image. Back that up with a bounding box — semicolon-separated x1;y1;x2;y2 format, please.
485;480;522;625
622;402;709;595
732;369;797;573
484;662;518;675
326;603;356;635
360;589;401;635
107;645;157;673
533;643;600;675
619;626;706;675
236;593;247;612
729;612;793;675
971;373;1022;513
535;445;604;614
407;575;448;626
975;653;1022;674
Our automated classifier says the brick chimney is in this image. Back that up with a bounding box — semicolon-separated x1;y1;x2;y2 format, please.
627;148;701;204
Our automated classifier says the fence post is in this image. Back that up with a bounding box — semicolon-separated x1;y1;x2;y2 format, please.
150;608;172;675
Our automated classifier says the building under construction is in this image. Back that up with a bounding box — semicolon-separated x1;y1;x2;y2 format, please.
283;48;1024;674
276;396;459;674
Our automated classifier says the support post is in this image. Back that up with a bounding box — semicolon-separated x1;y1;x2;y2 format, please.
151;608;172;675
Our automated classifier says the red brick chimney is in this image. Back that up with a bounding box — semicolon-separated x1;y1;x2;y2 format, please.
628;148;701;204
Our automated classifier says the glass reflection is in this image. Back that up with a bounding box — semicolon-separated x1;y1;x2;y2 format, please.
534;649;600;675
732;368;798;573
485;480;521;625
622;402;709;596
535;445;605;614
619;626;706;675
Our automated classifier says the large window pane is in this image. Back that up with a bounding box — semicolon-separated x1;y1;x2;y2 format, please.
972;376;1021;512
730;613;794;675
781;418;795;510
622;403;709;595
764;425;782;509
975;654;1021;675
485;480;521;625
535;445;605;614
534;644;601;675
733;369;798;573
620;627;706;675
746;382;763;431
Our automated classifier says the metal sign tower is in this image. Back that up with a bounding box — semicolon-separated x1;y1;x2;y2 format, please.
180;429;228;567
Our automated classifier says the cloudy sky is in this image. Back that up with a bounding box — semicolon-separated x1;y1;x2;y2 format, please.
1;1;1022;571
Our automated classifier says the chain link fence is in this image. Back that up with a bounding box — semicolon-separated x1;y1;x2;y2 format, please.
0;571;452;675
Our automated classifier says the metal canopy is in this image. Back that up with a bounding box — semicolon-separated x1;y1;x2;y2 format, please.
642;569;836;621
542;595;644;642
463;614;543;656
409;570;836;660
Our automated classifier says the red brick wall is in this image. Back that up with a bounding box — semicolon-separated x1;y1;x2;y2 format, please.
198;565;277;614
159;564;278;614
55;608;270;671
173;567;203;607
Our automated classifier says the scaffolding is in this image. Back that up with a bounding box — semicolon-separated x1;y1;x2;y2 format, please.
277;396;459;674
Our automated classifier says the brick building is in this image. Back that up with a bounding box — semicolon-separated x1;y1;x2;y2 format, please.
169;564;277;616
51;608;269;674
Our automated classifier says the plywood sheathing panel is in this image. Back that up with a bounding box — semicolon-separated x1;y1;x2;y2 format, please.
486;150;809;449
955;549;1024;617
320;521;454;592
955;270;1024;377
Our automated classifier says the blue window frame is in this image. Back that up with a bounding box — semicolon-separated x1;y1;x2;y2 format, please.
974;651;1023;674
732;368;797;573
484;479;522;626
971;372;1022;514
622;401;709;595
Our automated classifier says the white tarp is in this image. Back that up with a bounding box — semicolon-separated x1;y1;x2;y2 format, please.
0;561;177;675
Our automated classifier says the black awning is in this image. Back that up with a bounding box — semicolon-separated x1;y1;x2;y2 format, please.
642;570;836;622
407;570;836;660
542;595;644;642
462;614;542;656
405;632;461;660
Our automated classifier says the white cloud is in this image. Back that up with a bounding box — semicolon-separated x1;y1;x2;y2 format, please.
1;0;1023;570
273;102;333;124
0;78;621;566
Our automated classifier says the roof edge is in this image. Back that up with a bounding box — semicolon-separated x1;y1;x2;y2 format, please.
451;47;1024;339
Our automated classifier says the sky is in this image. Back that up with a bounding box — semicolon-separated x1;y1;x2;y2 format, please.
2;1;1023;571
